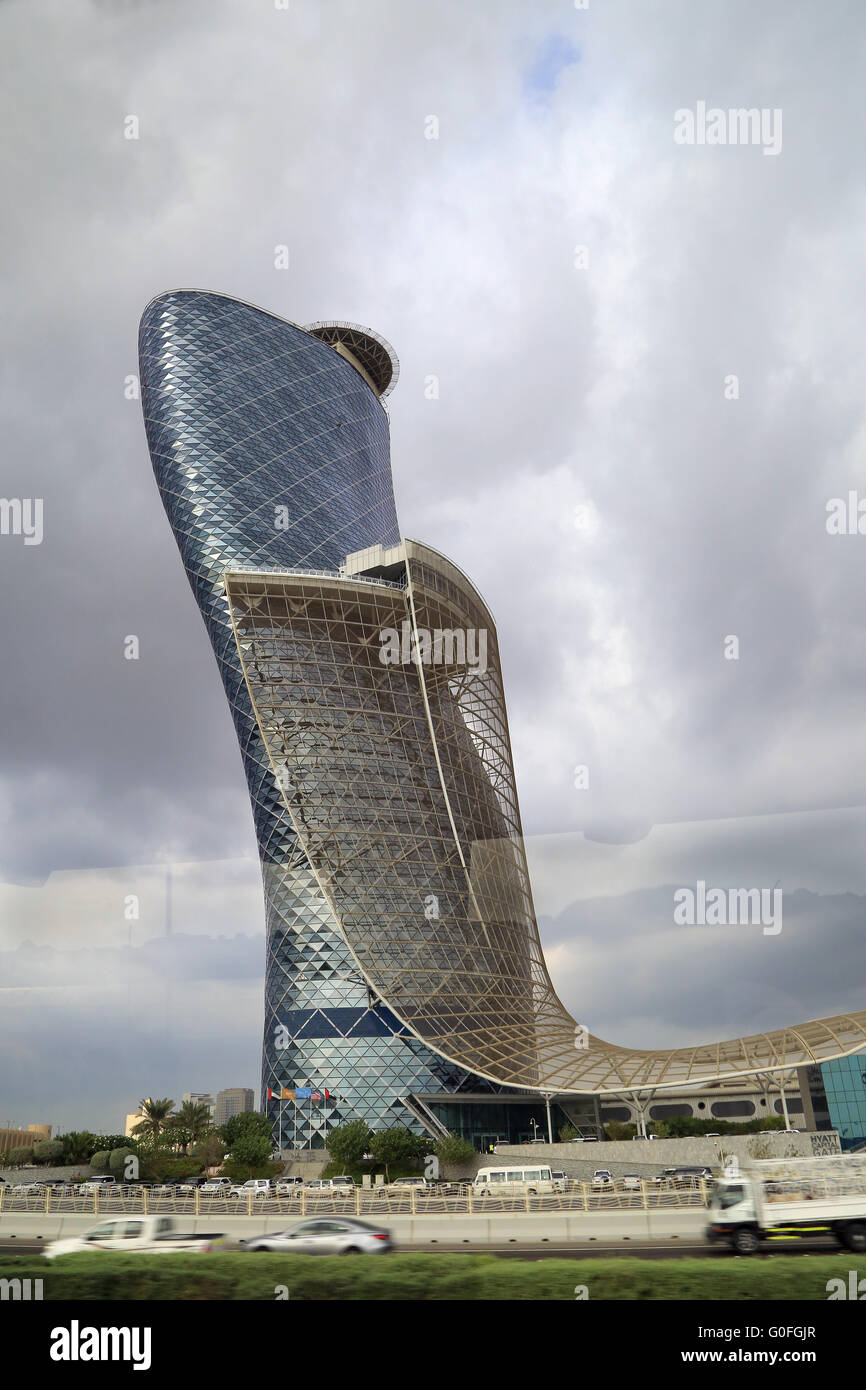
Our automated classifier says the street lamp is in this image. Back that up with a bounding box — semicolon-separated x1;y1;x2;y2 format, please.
530;1118;539;1142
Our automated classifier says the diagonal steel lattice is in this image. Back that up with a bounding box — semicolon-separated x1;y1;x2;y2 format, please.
225;538;866;1094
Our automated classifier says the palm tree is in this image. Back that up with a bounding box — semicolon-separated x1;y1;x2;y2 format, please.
132;1097;175;1148
170;1102;213;1154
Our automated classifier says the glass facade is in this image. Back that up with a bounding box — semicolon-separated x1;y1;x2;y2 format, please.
139;290;513;1146
819;1057;866;1150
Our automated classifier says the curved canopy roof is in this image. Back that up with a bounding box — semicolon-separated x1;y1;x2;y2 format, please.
225;541;866;1095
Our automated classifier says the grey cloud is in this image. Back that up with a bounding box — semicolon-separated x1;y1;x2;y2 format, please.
1;0;864;1124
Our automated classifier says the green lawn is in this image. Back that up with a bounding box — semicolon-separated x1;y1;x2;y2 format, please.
6;1252;864;1300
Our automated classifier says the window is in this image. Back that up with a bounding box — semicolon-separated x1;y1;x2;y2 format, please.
123;1222;144;1239
717;1184;745;1210
524;1170;542;1181
506;1171;523;1182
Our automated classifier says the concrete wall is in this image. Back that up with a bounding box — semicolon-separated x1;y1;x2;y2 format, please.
0;1208;708;1246
493;1131;840;1180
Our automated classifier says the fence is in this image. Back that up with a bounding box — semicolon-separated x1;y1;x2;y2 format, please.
0;1180;711;1218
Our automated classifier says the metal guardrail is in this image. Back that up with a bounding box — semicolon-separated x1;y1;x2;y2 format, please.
227;565;408;592
0;1180;711;1218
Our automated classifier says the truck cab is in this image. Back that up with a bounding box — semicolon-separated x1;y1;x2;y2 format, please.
707;1175;762;1253
707;1159;866;1255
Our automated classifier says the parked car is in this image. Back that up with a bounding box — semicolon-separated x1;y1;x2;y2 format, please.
230;1178;275;1198
240;1217;392;1254
276;1177;303;1196
570;1136;599;1142
389;1177;429;1190
551;1171;567;1193
591;1170;613;1188
621;1174;642;1190
77;1176;117;1193
175;1179;205;1195
654;1166;713;1189
200;1178;233;1196
303;1178;354;1196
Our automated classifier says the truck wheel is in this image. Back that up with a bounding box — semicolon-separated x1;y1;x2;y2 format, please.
731;1229;760;1255
842;1223;866;1253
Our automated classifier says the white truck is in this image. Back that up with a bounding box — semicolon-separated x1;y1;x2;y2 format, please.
706;1155;866;1255
44;1215;224;1259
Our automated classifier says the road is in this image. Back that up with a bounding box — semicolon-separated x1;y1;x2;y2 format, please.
0;1236;846;1260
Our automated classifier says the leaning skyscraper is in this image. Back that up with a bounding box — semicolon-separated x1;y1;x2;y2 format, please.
140;290;866;1150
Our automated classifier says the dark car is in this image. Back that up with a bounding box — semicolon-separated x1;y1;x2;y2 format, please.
654;1166;713;1188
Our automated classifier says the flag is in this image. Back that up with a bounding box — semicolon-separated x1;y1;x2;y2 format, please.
323;1089;331;1100
268;1087;296;1101
295;1087;311;1099
281;1088;296;1100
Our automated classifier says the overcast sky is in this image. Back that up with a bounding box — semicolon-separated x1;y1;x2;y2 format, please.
1;0;865;1135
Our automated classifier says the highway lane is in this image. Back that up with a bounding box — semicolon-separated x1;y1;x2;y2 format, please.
0;1237;845;1260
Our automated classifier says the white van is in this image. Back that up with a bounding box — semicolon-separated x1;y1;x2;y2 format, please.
473;1165;555;1196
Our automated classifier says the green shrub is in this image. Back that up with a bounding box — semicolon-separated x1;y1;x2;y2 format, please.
6;1252;864;1301
32;1140;64;1165
108;1147;138;1178
5;1147;34;1167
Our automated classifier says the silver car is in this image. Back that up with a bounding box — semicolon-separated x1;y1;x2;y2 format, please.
241;1217;392;1254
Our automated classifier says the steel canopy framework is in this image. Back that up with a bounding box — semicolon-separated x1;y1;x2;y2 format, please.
225;542;866;1096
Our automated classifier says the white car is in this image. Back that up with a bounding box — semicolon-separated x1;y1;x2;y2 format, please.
591;1169;613;1188
621;1174;642;1190
241;1217;391;1254
200;1178;233;1196
230;1179;275;1198
77;1177;117;1194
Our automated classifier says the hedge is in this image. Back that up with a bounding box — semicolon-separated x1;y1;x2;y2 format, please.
3;1252;864;1301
